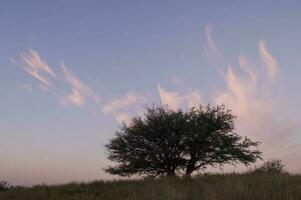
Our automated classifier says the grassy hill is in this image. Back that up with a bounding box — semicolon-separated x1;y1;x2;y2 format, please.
1;173;301;200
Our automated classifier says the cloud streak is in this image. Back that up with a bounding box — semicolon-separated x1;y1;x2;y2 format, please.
102;93;147;114
204;25;218;58
21;49;55;87
16;48;152;123
259;40;279;81
101;92;148;123
60;64;100;107
204;26;300;171
21;84;33;92
157;83;203;110
17;49;101;108
204;24;223;73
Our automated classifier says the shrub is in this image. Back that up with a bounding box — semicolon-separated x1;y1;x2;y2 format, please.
0;181;10;191
252;159;287;174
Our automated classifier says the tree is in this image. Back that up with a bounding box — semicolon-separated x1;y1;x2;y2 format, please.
105;105;262;177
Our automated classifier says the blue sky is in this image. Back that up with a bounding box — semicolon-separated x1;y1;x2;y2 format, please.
1;0;301;185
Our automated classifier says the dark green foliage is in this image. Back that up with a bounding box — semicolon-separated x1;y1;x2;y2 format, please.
105;105;262;177
1;174;301;200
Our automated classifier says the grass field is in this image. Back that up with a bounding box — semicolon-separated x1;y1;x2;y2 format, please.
1;173;301;200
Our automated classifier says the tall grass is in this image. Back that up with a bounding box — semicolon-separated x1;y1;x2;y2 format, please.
0;173;300;200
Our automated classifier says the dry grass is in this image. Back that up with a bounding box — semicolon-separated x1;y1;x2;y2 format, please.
0;173;301;200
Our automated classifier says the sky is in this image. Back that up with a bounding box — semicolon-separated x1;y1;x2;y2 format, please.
1;0;301;186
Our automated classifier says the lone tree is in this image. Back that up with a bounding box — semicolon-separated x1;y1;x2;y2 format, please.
105;105;262;177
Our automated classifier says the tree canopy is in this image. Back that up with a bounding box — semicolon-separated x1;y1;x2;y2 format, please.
105;105;262;177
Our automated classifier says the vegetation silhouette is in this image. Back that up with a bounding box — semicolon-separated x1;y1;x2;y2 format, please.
251;159;288;174
0;181;10;192
105;104;262;177
2;173;301;200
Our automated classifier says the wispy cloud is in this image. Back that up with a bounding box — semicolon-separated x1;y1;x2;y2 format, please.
157;83;181;109
39;84;48;92
157;83;203;110
186;90;203;108
16;49;100;108
15;48;152;123
204;24;222;72
60;63;100;107
20;49;55;87
102;93;147;114
205;26;299;167
204;25;218;58
113;112;132;124
21;84;33;92
259;40;279;81
96;78;111;97
101;92;148;123
214;64;273;139
238;56;257;84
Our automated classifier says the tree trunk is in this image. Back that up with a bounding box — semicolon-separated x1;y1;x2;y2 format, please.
186;153;196;176
185;160;195;176
185;168;194;177
167;170;175;177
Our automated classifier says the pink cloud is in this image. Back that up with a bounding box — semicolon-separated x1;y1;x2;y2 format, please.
21;49;55;87
157;83;203;109
204;26;299;169
60;64;100;107
259;40;279;81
